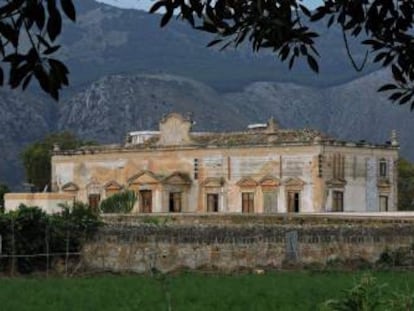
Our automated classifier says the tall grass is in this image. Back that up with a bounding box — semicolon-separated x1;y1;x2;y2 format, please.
1;271;413;311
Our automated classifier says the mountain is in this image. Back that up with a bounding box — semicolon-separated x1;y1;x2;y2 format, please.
0;89;55;187
57;0;376;94
0;0;411;189
58;71;413;159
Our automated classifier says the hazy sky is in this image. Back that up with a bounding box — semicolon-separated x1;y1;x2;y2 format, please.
95;0;323;10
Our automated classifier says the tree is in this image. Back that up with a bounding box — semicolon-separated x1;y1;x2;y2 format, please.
0;183;10;213
0;0;76;100
21;132;95;191
398;158;414;211
151;0;414;109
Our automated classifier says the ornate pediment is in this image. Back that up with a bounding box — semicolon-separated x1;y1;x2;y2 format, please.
61;182;79;192
104;180;123;191
128;170;160;185
236;177;258;188
157;113;193;146
163;172;192;185
326;178;347;188
259;175;280;188
377;178;391;191
284;177;305;189
86;178;102;194
202;177;225;188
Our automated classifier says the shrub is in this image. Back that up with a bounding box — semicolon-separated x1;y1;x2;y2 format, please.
99;190;137;213
0;203;101;274
322;274;386;311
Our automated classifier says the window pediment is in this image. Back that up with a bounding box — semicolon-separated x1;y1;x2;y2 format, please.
377;178;391;191
237;177;258;188
163;172;192;185
202;177;225;188
104;180;123;191
128;170;161;185
326;178;347;188
259;175;280;188
284;178;305;189
61;182;79;192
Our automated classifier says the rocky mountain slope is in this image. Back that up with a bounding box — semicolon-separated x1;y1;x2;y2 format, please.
58;70;413;157
57;0;375;94
0;0;411;189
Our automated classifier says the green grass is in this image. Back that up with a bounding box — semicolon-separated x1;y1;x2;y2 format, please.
1;271;414;311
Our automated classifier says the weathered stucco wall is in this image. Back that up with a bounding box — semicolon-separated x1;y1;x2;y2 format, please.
4;193;75;213
82;216;414;273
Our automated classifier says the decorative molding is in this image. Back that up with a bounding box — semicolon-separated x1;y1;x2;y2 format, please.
162;172;192;185
259;175;280;188
326;178;347;188
104;180;123;191
61;182;79;192
202;177;225;188
128;170;161;185
236;177;258;188
284;177;305;189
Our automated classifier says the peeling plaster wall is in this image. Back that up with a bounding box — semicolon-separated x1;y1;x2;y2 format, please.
52;143;398;213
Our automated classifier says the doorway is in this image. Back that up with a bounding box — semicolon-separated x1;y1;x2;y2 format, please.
242;192;254;213
139;190;152;213
169;192;182;212
207;193;219;212
287;191;300;213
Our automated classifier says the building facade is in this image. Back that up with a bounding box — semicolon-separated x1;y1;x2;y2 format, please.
50;113;399;213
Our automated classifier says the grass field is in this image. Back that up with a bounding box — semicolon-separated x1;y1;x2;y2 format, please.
1;271;414;311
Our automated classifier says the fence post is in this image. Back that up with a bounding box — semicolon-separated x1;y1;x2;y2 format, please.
45;222;50;278
65;228;70;276
11;216;15;276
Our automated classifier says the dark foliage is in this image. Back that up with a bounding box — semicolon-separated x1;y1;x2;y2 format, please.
0;184;10;213
21;132;96;191
398;158;414;211
0;0;77;100
0;203;101;274
151;0;414;109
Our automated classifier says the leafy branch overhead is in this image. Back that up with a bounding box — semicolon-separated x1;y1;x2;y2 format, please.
151;0;414;109
0;0;76;100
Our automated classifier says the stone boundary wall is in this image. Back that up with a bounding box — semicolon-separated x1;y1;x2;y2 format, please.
82;220;414;273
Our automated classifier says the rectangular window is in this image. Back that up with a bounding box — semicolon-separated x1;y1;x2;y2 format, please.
379;160;387;178
207;193;219;212
287;191;300;213
332;191;344;212
88;194;100;212
169;192;182;212
242;192;254;213
333;154;345;179
379;195;388;212
263;191;278;213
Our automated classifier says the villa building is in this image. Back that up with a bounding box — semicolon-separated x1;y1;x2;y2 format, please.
45;113;399;214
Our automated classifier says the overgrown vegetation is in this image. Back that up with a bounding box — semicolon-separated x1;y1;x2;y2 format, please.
398;158;414;211
0;183;10;214
0;272;414;310
0;203;101;274
322;274;414;311
99;190;137;213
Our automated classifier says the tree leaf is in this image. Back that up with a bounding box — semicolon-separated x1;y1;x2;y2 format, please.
307;55;319;73
60;0;76;21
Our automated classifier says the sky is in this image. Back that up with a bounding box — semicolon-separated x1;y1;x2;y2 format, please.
95;0;323;11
